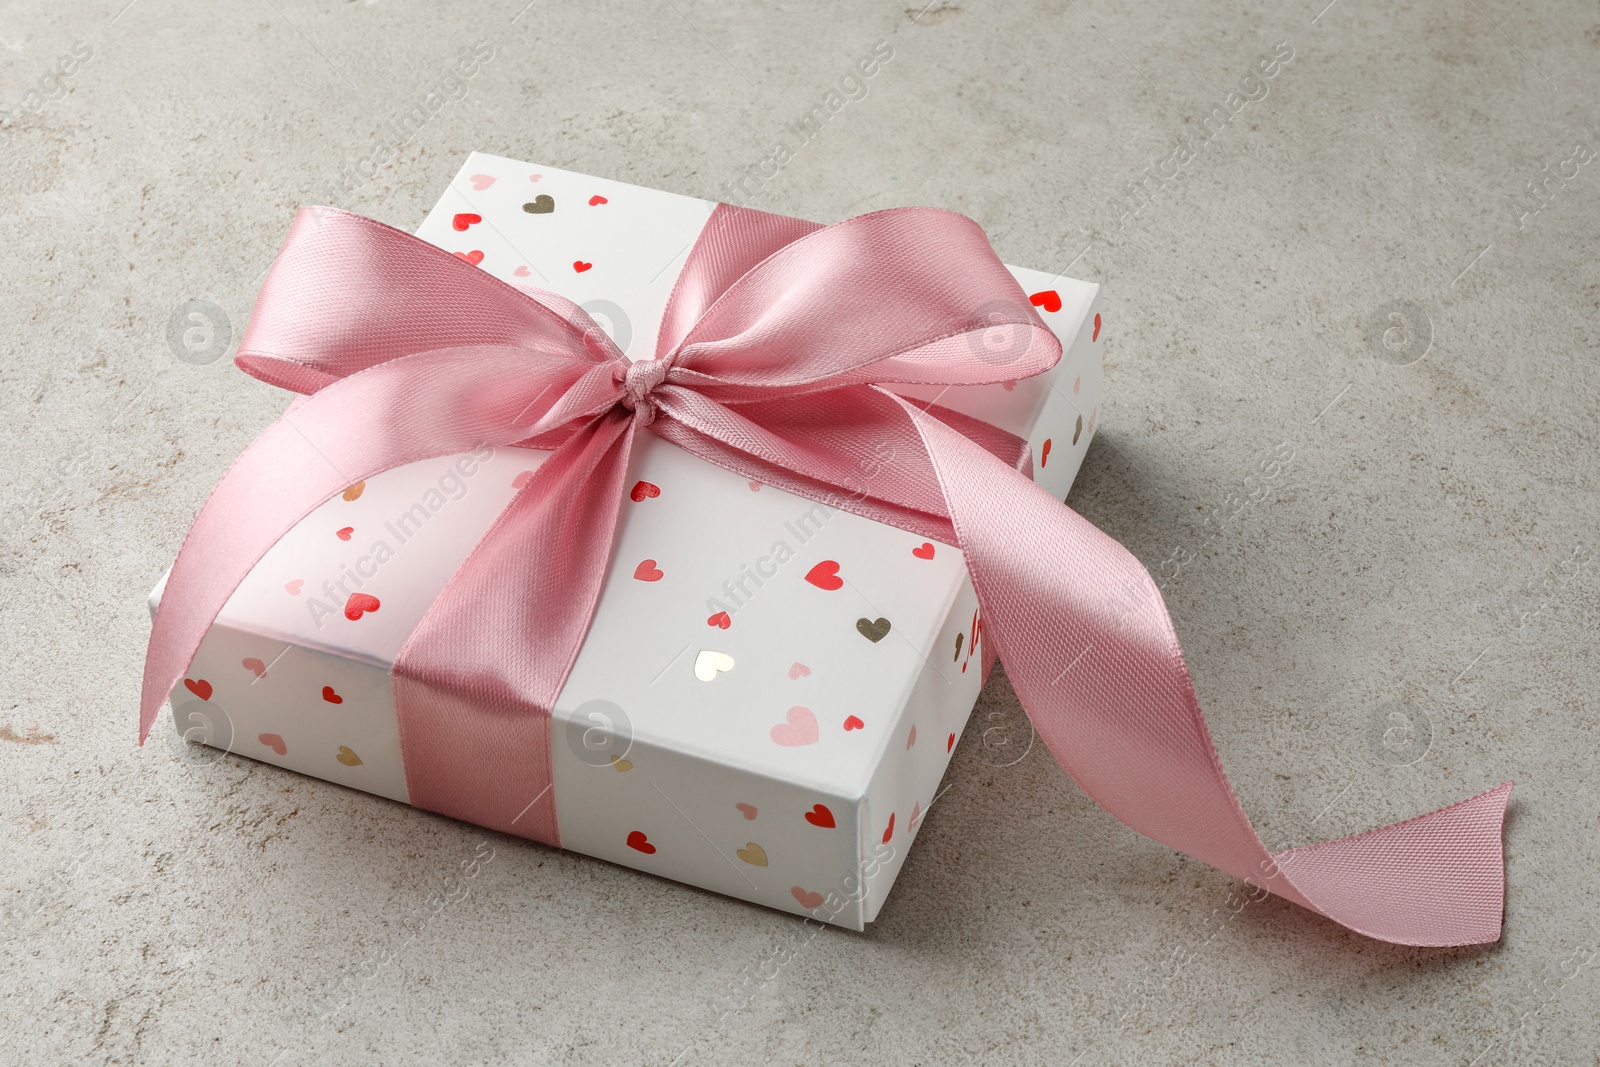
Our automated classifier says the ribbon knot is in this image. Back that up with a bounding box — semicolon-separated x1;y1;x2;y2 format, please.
617;357;669;426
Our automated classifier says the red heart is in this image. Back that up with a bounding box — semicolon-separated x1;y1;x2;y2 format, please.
183;678;212;700
241;657;267;679
634;559;664;582
736;802;758;820
451;212;482;231
804;560;843;590
791;886;825;910
344;592;380;620
284;579;304;595
454;250;485;266
947;732;956;753
336;526;354;541
573;260;592;273
804;803;835;829
843;715;864;731
1041;438;1052;467
629;480;660;502
626;830;656;854
912;542;935;560
259;733;287;756
1093;312;1102;342
588;195;608;206
1030;289;1062;313
322;685;343;704
707;611;731;630
882;813;895;844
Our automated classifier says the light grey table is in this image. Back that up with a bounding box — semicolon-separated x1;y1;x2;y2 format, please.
2;2;1596;1064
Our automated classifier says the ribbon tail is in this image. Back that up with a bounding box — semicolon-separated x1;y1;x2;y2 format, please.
392;411;638;847
904;402;1511;947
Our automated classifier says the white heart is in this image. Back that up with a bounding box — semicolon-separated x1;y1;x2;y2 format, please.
694;649;735;682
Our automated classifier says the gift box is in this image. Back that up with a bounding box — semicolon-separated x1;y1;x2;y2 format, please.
149;153;1103;929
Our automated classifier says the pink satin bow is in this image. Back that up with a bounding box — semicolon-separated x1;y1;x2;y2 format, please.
141;202;1512;946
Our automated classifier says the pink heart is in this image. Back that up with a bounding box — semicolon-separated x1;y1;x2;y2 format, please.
906;724;917;750
259;733;287;756
633;559;664;582
512;469;534;489
748;481;762;491
528;173;542;182
910;801;923;831
736;802;758;820
513;266;531;278
791;886;825;910
469;174;495;191
787;662;810;680
241;657;267;679
770;706;819;747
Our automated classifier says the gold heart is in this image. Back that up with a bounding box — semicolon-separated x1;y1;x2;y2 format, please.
694;649;735;681
523;194;555;214
336;746;363;767
735;842;768;867
856;616;891;643
610;754;634;773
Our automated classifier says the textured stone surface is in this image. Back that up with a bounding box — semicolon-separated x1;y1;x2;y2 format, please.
2;1;1598;1064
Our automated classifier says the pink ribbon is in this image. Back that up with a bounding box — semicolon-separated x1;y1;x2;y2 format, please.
141;203;1512;946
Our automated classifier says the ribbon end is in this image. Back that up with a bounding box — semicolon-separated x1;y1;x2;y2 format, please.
1270;781;1514;947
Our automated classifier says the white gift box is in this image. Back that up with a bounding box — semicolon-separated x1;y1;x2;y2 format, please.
151;152;1104;928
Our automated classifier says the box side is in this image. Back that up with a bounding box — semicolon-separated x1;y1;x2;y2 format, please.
154;595;411;805
549;711;869;930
